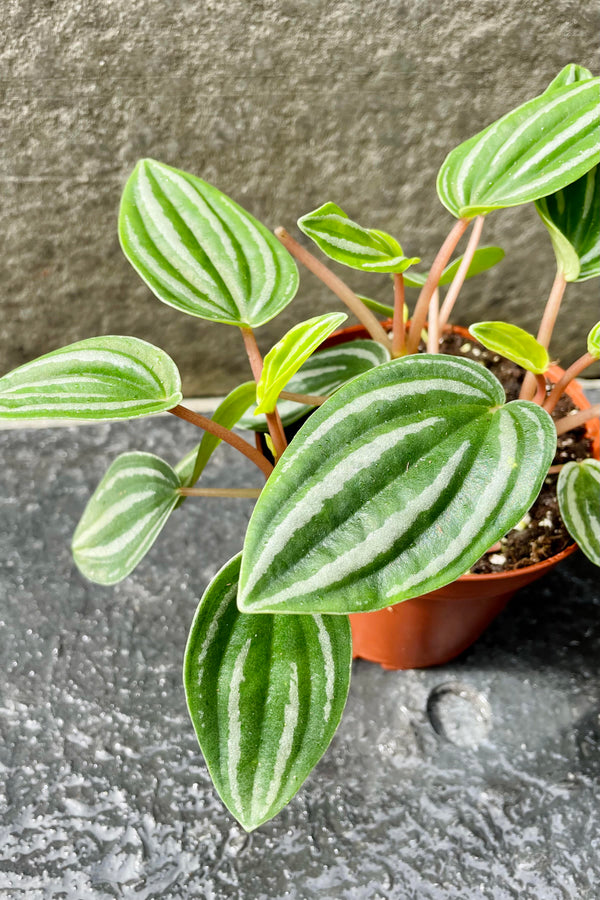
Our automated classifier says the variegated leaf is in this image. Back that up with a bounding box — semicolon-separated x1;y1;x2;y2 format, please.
238;355;556;614
239;339;391;432
403;246;505;288
72;452;181;585
184;553;352;831
469;322;550;374
543;63;594;93
535;165;600;282
256;313;347;415
119;159;299;327
557;459;600;566
298;202;420;273
0;336;182;421
437;78;600;218
175;382;257;487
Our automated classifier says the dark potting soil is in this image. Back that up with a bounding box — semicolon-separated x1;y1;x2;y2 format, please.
439;332;594;574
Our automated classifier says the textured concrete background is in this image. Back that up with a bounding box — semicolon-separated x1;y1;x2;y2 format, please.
1;0;599;394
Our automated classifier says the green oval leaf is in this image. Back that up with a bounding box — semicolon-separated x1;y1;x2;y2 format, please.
119;159;299;327
72;452;181;585
468;321;550;374
587;322;600;359
403;246;505;288
557;459;600;566
175;382;257;488
184;553;352;831
238;355;556;614
239;339;391;432
437;79;600;218
255;313;348;415
297;202;420;273
0;336;182;422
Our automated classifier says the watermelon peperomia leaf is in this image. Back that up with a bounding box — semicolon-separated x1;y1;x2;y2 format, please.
255;312;347;415
238;355;556;614
184;553;352;831
240;339;391;432
72;452;181;585
557;459;600;566
437;78;600;218
297;202;420;273
0;336;182;422
533;61;599;282
119;159;299;327
469;321;550;374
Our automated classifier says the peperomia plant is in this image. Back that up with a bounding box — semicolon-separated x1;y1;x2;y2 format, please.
1;64;599;831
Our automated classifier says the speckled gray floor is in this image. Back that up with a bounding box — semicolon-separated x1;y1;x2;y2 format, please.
1;400;599;899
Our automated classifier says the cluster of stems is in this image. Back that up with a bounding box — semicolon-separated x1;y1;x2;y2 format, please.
167;215;598;491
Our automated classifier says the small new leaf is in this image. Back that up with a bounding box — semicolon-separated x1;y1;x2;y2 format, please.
184;554;352;831
403;246;505;288
240;340;390;432
72;452;181;585
298;202;420;273
0;336;182;422
557;459;600;566
255;313;348;415
119;159;299;327
469;322;550;374
359;295;408;320
239;356;556;614
437;78;600;218
587;322;600;359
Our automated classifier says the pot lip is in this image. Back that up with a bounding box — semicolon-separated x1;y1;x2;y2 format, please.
320;321;599;583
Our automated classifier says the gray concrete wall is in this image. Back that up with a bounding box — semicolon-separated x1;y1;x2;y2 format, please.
1;0;599;395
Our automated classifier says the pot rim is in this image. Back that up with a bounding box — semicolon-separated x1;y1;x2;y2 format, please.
320;321;599;583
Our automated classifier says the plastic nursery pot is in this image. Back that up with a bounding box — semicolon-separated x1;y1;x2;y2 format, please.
319;323;600;670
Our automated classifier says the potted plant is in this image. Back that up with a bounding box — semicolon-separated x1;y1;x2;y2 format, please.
1;64;598;833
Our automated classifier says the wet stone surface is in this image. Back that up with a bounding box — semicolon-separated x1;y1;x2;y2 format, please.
1;403;599;899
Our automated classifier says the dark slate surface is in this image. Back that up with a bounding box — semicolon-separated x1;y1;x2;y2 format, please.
1;403;599;899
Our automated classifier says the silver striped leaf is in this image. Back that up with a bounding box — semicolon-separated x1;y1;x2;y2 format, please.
588;322;600;358
238;355;556;615
557;459;600;566
119;159;299;327
0;336;182;422
298;202;420;273
72;452;181;585
239;339;391;432
437;78;600;219
184;553;352;831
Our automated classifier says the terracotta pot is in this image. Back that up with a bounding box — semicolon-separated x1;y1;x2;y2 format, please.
319;323;600;670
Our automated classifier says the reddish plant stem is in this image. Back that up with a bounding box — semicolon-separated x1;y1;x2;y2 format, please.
554;403;599;437
168;405;273;478
178;487;262;498
532;372;548;405
426;289;440;353
406;217;471;354
520;268;568;400
240;326;287;460
391;273;406;358
274;227;392;350
547;464;565;475
543;352;596;414
279;390;328;406
439;215;485;329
